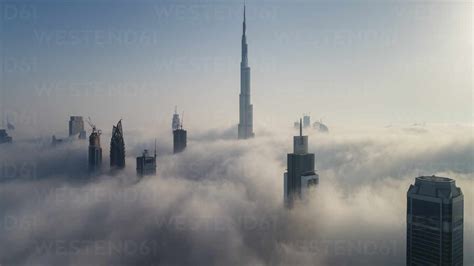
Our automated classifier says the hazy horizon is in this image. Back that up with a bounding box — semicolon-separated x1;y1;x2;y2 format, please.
1;0;472;137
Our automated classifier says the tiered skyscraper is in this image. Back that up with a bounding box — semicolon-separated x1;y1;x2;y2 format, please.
110;120;125;168
238;5;254;139
284;120;319;208
407;175;464;265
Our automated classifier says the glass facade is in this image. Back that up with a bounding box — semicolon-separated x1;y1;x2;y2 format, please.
406;176;463;266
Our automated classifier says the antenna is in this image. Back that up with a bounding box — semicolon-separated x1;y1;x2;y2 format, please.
181;111;184;129
174;105;177;114
299;118;304;145
154;139;157;158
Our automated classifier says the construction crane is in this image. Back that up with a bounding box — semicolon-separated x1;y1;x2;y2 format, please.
87;117;101;136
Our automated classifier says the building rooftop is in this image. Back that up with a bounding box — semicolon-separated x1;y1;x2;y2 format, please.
408;175;462;200
417;175;453;183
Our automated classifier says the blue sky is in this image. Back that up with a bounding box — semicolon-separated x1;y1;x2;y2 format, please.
1;0;472;134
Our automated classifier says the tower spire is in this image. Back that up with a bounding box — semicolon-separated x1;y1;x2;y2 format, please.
299;118;302;137
242;3;247;36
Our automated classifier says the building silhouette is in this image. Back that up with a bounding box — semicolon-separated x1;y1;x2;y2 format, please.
173;125;187;154
69;116;86;139
136;148;156;176
110;120;125;168
0;129;12;144
303;115;311;128
172;106;180;131
51;135;64;146
284;119;318;208
238;5;254;139
407;175;463;265
88;125;102;172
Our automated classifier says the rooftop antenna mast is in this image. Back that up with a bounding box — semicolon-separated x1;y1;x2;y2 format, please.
154;139;157;158
299;118;303;144
181;111;184;129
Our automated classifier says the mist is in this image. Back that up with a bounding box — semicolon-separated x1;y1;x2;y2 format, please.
0;124;472;265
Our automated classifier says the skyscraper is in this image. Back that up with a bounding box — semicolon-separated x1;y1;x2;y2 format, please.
69;116;86;139
0;129;12;144
407;175;463;265
173;126;187;154
238;5;254;139
284;119;319;208
172;106;180;131
303;115;311;128
88;125;102;172
110;120;125;168
136;148;156;176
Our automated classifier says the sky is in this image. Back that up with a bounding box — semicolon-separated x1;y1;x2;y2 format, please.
1;0;472;137
0;1;473;265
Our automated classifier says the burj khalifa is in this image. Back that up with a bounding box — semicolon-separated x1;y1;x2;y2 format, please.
238;5;254;139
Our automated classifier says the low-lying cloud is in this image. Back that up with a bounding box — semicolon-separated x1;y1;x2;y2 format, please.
0;125;472;265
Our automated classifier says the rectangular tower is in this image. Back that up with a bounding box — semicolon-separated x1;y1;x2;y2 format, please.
284;120;318;208
173;128;187;154
88;127;102;172
136;149;156;176
69;116;86;139
407;175;463;265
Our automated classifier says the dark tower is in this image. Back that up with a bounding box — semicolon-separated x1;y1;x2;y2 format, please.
238;4;254;139
173;128;187;154
284;119;318;208
110;120;125;168
136;143;157;177
407;175;464;265
88;126;102;172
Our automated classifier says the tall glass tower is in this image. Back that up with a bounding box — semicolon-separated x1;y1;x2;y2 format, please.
284;120;318;208
88;126;102;172
110;120;125;168
238;5;254;139
407;175;463;265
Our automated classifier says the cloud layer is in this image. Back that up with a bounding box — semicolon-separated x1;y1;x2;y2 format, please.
0;125;472;265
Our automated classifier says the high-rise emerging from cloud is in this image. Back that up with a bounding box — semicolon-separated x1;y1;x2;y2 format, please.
172;106;180;131
238;5;254;139
0;129;12;144
69;116;86;139
173;125;187;154
88;126;102;172
284;120;319;207
406;176;464;265
110;120;125;168
136;149;156;176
